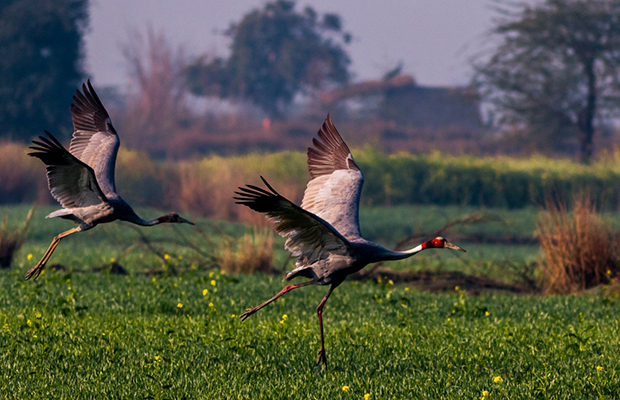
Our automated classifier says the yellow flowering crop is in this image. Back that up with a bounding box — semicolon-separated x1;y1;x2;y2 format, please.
596;365;603;372
209;271;214;278
164;254;170;260
211;280;217;287
282;314;288;320
341;385;350;392
480;390;489;399
485;311;490;317
202;289;209;296
27;254;33;261
176;303;183;308
493;376;503;383
364;394;371;400
388;280;394;285
208;302;214;308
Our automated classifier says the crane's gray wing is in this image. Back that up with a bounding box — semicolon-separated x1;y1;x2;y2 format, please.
69;80;120;196
234;177;351;269
301;115;364;241
29;131;107;209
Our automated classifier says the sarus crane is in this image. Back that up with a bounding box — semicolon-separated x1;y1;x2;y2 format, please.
235;115;466;367
25;81;194;280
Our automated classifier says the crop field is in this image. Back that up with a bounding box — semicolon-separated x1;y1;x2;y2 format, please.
1;204;620;399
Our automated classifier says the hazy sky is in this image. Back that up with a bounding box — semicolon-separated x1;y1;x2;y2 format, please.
85;0;499;88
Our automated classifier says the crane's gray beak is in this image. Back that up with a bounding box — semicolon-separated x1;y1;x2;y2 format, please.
445;241;466;252
180;216;195;225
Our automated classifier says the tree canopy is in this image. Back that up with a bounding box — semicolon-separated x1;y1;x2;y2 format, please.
186;0;351;118
474;0;620;163
0;0;89;141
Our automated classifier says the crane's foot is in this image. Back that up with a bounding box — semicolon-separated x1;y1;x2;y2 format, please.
239;307;258;322
25;263;44;281
317;348;327;368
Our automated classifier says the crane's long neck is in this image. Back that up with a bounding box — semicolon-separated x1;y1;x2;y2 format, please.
379;243;425;261
125;214;165;227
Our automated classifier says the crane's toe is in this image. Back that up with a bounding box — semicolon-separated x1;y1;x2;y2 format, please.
239;307;257;321
317;348;327;367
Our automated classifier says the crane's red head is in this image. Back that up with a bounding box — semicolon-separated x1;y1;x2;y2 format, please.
423;236;466;252
158;212;195;225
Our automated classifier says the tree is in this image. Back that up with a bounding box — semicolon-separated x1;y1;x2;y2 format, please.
0;0;89;142
186;0;351;118
474;0;620;163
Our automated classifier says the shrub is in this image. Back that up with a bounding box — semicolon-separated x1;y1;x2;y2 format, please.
537;194;620;294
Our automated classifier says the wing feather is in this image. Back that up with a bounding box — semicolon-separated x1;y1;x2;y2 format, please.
234;177;350;271
29;131;107;209
69;80;120;196
301;115;364;240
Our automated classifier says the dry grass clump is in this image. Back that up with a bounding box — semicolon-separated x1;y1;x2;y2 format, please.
537;194;620;294
0;208;34;268
218;229;276;274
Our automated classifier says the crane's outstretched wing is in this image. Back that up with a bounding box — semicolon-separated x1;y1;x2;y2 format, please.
29;131;107;209
234;177;351;270
301;115;364;240
69;80;120;196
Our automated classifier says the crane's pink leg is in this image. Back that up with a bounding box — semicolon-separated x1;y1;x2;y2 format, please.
25;227;81;280
239;281;313;321
316;282;340;368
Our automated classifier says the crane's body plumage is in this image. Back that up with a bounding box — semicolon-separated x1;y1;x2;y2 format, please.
26;81;193;280
235;115;465;367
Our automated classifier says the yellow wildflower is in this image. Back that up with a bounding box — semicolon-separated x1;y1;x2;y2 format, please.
27;254;33;261
447;318;451;321
480;390;489;399
404;287;409;291
280;320;285;324
282;314;288;320
164;254;170;260
35;313;41;319
110;257;115;263
152;277;156;283
377;278;382;283
596;365;603;372
202;289;209;296
209;271;214;278
176;303;183;308
27;319;32;327
342;385;350;392
388;279;394;285
606;269;612;276
208;302;214;308
493;376;503;383
454;285;460;291
178;255;183;260
364;394;371;400
485;311;490;317
231;314;236;318
154;355;161;363
211;279;217;287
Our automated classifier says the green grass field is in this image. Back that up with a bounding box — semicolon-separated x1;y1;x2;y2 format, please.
1;204;620;399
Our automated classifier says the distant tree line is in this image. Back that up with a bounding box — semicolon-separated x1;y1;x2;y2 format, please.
2;0;620;164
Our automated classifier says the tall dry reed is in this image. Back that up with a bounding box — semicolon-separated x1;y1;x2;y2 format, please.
218;229;276;274
537;194;620;294
0;208;34;268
